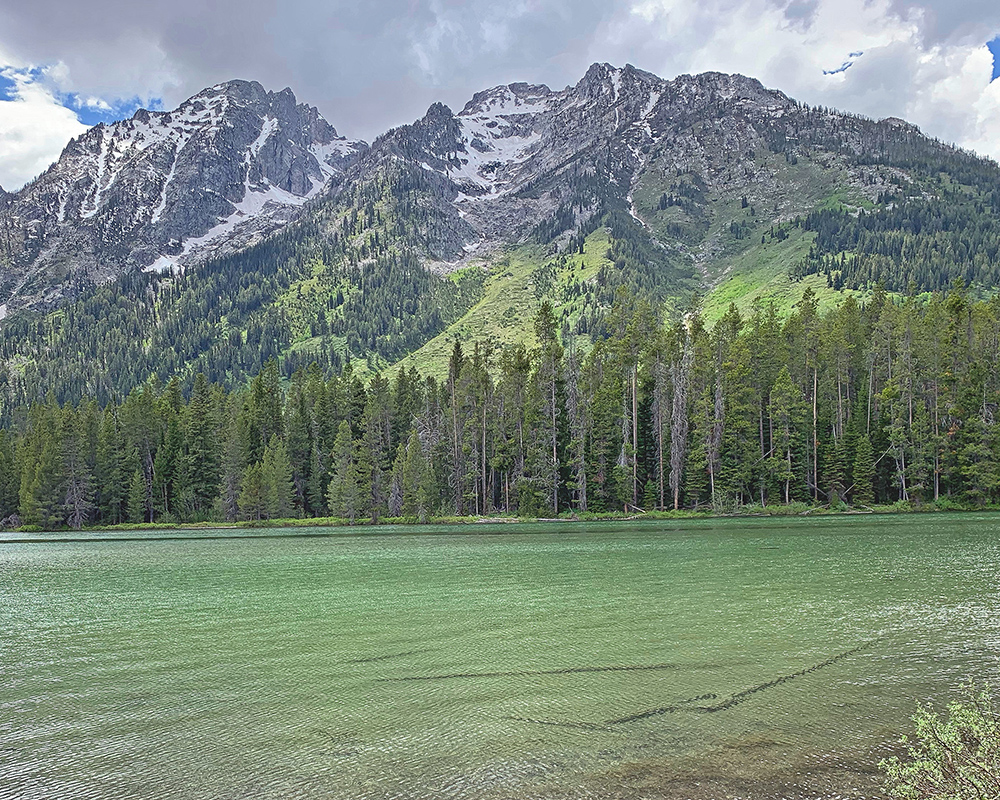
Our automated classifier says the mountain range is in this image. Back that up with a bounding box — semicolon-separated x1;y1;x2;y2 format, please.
2;62;1000;409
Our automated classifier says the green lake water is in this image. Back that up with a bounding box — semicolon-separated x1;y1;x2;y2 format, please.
1;514;999;799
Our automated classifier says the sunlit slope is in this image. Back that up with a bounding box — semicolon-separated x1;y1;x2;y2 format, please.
392;229;613;379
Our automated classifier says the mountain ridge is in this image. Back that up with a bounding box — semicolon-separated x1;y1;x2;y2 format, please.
0;79;366;316
3;62;1000;410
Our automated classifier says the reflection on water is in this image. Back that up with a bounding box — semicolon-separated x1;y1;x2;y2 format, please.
1;514;999;799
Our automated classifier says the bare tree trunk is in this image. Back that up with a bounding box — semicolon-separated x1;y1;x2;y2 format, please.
710;379;724;506
551;377;558;515
632;367;639;506
933;380;940;501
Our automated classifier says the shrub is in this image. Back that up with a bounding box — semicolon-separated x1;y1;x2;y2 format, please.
881;685;1000;799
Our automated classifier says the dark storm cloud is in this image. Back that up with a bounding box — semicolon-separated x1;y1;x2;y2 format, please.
0;0;615;142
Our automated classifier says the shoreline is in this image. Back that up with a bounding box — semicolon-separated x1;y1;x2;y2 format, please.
5;500;999;536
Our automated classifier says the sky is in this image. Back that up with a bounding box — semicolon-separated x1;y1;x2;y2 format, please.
0;0;998;190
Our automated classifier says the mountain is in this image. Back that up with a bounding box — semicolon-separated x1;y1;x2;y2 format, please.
0;80;365;316
3;63;1000;410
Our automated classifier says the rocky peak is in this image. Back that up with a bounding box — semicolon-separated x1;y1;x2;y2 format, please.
667;71;792;114
0;80;367;314
372;101;463;169
879;116;920;134
576;62;661;99
459;82;554;117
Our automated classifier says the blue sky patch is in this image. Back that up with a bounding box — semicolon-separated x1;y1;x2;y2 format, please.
824;51;863;76
0;73;17;101
989;37;1000;82
62;93;163;126
0;64;45;100
1;62;161;126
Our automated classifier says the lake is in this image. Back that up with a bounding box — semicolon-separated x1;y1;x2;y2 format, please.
2;514;999;799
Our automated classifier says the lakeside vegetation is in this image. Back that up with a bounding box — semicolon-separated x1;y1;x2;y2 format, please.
3;276;1000;531
882;685;1000;800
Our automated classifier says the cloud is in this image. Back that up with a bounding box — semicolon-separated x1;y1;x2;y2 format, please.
0;63;87;189
0;0;614;145
886;0;1000;46
0;56;164;188
0;0;999;189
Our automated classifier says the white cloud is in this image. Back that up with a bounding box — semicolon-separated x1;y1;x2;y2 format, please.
0;62;87;190
78;96;113;112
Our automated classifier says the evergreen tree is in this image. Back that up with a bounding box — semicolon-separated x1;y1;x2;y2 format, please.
327;420;361;523
60;407;94;530
127;469;146;524
261;435;296;519
238;462;267;521
186;373;220;517
95;406;125;524
852;434;876;506
0;430;18;520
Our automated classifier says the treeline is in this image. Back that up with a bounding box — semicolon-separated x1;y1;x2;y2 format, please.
3;280;1000;530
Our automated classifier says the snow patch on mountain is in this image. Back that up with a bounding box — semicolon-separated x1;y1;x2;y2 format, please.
80;126;110;219
445;84;555;195
149;151;178;225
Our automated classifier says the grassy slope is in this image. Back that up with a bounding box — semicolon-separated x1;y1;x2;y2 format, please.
392;228;612;380
631;145;876;325
698;230;870;323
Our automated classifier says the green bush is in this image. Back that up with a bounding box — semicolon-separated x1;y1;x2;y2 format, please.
932;497;965;512
881;685;1000;799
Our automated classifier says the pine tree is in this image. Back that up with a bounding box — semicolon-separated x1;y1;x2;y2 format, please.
95;406;125;524
388;443;406;517
401;428;431;520
217;401;245;523
127;469;146;524
238;462;267;521
0;430;18;520
261;435;296;519
528;302;564;515
186;373;220;517
327;420;361;523
852;434;875;506
60;407;94;530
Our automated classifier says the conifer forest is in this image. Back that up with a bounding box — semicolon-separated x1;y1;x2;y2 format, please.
3;280;999;530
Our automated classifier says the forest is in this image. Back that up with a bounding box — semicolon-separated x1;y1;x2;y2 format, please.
1;279;999;530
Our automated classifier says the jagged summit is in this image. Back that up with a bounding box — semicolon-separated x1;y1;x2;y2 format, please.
459;82;555;117
3;60;998;407
0;80;366;313
330;61;953;282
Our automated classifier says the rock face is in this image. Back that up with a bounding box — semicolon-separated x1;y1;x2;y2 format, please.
0;80;365;313
347;63;913;276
